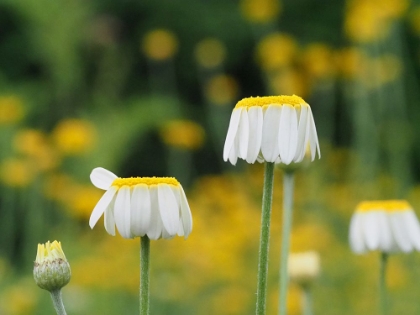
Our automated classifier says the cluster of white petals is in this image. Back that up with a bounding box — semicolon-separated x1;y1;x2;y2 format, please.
89;167;193;240
223;95;320;165
349;200;420;254
288;251;320;286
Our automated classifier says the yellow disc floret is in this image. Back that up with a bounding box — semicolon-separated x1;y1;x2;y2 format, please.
112;177;180;188
356;200;411;213
235;95;306;109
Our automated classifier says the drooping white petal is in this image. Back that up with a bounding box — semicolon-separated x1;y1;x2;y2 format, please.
157;184;179;236
294;105;309;162
228;137;239;165
349;213;367;254
377;211;392;252
278;104;298;165
90;167;118;190
362;211;380;250
246;106;263;163
114;186;132;239
223;108;242;161
177;218;185;236
238;108;250;160
130;184;151;237
401;210;420;251
261;105;281;162
389;212;413;253
89;187;117;228
147;185;162;240
307;108;321;160
104;198;116;236
178;186;193;238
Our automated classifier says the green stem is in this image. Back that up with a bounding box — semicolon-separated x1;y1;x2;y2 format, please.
50;289;67;315
302;286;313;315
256;162;275;315
379;252;388;315
140;236;150;315
278;171;295;315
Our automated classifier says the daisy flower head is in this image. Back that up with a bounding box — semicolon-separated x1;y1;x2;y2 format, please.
89;167;192;240
223;95;320;165
349;200;420;254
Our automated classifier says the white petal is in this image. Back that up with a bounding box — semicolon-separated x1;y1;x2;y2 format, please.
307;108;321;160
177;218;185;236
377;211;392;252
89;187;117;228
294;105;309;162
114;186;132;239
246;107;263;163
363;211;380;250
90;167;118;190
261;105;281;162
131;184;151;237
389;212;413;253
278;105;298;165
238;108;249;159
228;140;238;165
223;108;242;161
147;185;162;240
401;210;420;251
104;198;116;236
157;184;179;236
349;213;367;254
178;186;193;238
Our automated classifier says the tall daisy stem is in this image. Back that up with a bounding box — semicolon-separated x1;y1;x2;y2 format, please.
278;171;295;315
256;162;275;315
379;252;388;315
50;289;67;315
140;236;150;315
302;286;313;315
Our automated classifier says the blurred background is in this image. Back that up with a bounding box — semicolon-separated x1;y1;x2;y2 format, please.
1;0;420;314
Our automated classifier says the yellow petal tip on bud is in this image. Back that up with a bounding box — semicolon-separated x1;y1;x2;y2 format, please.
235;95;306;109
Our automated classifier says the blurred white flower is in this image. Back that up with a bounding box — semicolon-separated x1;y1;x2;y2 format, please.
223;95;320;165
349;200;420;254
89;167;193;240
288;251;320;286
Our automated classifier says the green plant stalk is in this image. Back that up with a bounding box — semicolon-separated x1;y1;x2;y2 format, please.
140;236;150;315
278;171;295;315
380;252;388;315
256;162;275;315
302;285;313;315
50;289;67;315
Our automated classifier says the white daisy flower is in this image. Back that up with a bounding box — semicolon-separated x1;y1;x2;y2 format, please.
349;200;420;254
288;251;320;287
89;167;193;240
223;95;320;165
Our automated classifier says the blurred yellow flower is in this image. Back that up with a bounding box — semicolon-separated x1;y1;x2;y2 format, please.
0;158;35;187
344;0;408;43
288;251;321;287
268;69;308;98
240;0;281;23
52;119;96;155
204;74;239;105
0;95;25;125
0;279;37;315
160;120;205;150
142;29;178;60
302;43;336;80
256;33;297;71
68;184;104;220
194;38;226;68
409;6;420;35
337;47;367;79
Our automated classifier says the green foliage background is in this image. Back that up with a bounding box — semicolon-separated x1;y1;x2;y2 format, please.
1;0;420;314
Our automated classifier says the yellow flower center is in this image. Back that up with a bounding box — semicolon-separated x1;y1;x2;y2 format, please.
235;95;306;108
112;177;180;188
356;200;411;212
